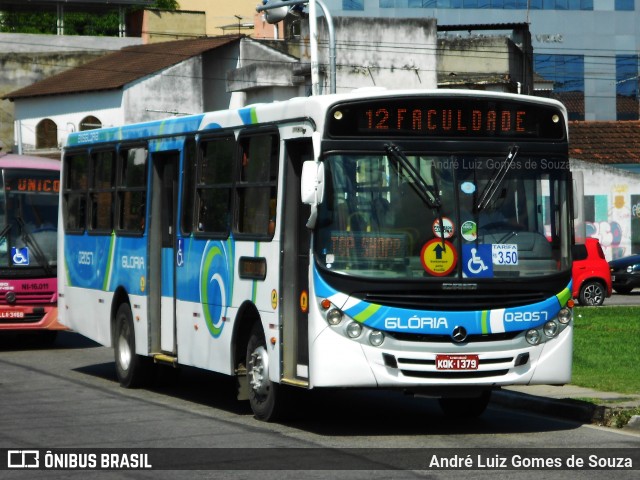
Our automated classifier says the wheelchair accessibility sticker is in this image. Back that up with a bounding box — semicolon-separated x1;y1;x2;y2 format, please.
11;247;30;266
462;244;492;278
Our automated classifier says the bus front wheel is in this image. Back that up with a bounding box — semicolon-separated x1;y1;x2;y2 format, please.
114;303;152;388
246;324;284;421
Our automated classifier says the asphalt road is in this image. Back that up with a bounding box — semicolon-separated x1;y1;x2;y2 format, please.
0;331;638;479
604;291;640;306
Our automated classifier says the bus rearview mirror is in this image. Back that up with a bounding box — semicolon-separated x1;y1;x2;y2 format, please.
301;160;325;228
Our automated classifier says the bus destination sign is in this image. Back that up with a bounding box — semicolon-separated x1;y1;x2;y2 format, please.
328;98;566;140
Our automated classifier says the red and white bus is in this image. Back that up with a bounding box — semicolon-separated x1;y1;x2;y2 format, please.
0;152;62;343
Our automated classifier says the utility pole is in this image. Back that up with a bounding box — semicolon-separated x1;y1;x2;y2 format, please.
257;0;336;95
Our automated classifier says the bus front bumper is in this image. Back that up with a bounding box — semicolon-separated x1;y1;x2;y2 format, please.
308;325;572;389
0;305;64;332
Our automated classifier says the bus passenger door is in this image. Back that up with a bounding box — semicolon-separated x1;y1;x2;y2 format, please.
281;139;312;385
149;151;179;355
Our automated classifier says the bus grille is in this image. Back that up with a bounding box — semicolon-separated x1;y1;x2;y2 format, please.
397;356;513;379
400;369;510;379
386;331;520;343
0;292;56;305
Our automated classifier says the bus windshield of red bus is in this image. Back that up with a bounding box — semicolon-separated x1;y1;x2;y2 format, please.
314;151;571;280
0;169;59;271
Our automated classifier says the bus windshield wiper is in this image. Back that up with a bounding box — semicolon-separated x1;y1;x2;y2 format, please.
15;216;53;276
0;224;12;242
384;143;440;209
476;145;519;212
385;143;448;248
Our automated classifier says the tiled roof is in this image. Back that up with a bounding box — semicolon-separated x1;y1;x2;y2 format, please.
551;91;585;120
569;120;640;164
3;35;241;101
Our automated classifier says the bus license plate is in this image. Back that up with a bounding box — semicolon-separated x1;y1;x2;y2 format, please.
436;354;479;370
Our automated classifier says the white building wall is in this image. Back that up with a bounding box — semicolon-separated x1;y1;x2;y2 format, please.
13;91;124;152
317;17;438;93
123;57;205;124
572;159;640;260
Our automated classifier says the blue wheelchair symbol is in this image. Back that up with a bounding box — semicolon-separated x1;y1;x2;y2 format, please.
11;247;30;266
176;239;184;267
462;244;492;278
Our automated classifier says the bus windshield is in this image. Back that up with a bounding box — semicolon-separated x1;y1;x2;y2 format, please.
0;169;58;270
314;151;571;280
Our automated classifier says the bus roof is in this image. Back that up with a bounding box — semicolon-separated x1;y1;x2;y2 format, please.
64;89;569;148
0;153;61;171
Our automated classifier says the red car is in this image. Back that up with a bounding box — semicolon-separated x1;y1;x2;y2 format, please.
572;238;612;306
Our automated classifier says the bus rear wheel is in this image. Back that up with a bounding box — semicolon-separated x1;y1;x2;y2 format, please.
438;391;492;418
246;324;284;421
114;303;153;388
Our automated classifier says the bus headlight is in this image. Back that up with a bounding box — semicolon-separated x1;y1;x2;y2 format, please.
543;321;558;338
346;321;363;338
558;307;571;324
525;329;541;345
369;330;385;346
326;308;343;326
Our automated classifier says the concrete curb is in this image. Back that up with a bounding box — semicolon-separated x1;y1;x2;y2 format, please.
492;389;618;425
491;390;640;433
626;416;640;431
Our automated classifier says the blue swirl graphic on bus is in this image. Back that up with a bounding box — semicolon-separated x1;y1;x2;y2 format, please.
313;266;571;335
200;240;233;338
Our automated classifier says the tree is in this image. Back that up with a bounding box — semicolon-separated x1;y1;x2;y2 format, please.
0;1;178;35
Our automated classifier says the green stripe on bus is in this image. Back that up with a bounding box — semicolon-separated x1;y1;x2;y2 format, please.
481;310;489;334
354;303;381;323
252;242;260;303
102;233;116;291
556;287;572;307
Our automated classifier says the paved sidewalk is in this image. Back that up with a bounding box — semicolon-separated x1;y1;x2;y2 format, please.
492;384;640;431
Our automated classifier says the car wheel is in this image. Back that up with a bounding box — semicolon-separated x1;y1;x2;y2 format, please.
579;280;605;306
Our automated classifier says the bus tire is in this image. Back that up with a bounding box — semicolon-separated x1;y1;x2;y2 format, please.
438;390;491;418
114;303;152;388
246;323;283;421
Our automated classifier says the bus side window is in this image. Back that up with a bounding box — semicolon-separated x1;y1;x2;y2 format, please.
63;151;89;233
117;147;148;234
181;138;197;235
89;150;116;232
235;133;279;238
196;135;234;235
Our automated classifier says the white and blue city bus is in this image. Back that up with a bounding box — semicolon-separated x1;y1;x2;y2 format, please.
59;89;574;421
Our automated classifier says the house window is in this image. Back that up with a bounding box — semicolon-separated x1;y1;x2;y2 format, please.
80;116;102;131
36;118;58;149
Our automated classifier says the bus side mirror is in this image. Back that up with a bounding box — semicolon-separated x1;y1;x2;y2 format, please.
301;161;325;228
